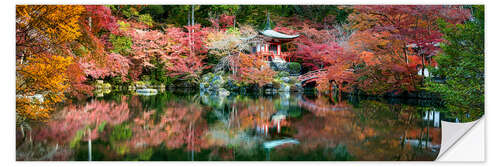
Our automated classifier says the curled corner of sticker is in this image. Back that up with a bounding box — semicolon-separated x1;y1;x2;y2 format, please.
436;118;482;160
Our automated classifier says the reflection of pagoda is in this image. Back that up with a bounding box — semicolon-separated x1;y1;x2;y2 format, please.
249;13;299;62
255;110;289;136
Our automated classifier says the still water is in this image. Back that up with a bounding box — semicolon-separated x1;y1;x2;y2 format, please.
16;90;450;161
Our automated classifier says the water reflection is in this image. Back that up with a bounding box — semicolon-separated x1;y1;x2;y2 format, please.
16;92;445;161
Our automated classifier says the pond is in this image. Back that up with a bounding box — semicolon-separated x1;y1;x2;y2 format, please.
16;90;454;161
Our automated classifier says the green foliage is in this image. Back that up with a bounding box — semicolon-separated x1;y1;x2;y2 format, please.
287;62;301;74
140;75;151;82
112;5;351;28
288;108;302;118
138;148;154;160
118;20;131;31
70;129;85;148
110;124;132;141
148;59;169;85
113;144;130;155
236;5;351;28
138;14;154;26
140;5;166;21
121;6;139;18
110;34;132;55
330;144;355;161
97;121;107;132
226;27;240;34
108;76;126;88
73;45;88;57
427;5;484;121
73;45;89;57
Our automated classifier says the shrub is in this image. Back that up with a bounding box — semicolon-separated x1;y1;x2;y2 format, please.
138;14;154;26
287;62;301;74
149;59;168;85
110;34;132;55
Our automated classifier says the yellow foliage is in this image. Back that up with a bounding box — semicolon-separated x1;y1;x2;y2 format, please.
16;5;85;44
16;54;73;121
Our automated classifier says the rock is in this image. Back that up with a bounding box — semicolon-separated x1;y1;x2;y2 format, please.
265;88;277;95
136;88;158;96
294;83;304;92
271;57;288;71
280;77;290;83
271;80;281;89
218;88;230;97
20;94;45;103
277;71;290;77
224;79;240;91
278;83;290;92
279;92;290;100
134;81;149;89
200;73;237;96
263;138;299;149
288;76;299;84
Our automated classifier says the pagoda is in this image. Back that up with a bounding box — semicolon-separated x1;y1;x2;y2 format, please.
249;13;299;62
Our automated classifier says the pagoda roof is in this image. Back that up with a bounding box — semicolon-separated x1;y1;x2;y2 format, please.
258;29;299;39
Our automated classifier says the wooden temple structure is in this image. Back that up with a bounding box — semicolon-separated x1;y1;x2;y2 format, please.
249;13;299;62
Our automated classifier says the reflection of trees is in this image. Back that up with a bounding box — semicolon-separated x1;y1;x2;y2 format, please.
293;96;440;160
126;101;207;154
17;97;130;160
202;96;279;160
17;93;442;161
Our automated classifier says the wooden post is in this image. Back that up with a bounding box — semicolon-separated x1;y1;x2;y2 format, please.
277;44;281;55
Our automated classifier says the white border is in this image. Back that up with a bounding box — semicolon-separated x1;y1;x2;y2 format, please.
2;0;494;166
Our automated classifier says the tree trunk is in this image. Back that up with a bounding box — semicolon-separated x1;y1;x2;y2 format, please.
191;5;195;26
88;128;92;161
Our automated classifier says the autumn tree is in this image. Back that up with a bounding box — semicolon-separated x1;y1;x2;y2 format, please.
122;20;209;83
76;5;129;82
66;62;94;99
206;25;255;77
236;54;276;87
16;5;85;59
16;55;72;121
346;5;470;95
16;5;85;121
